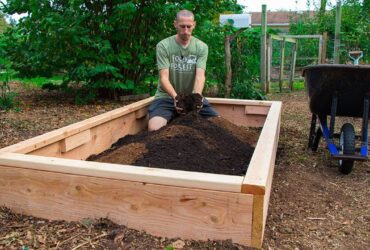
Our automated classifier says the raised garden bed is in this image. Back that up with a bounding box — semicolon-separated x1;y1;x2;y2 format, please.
0;97;281;248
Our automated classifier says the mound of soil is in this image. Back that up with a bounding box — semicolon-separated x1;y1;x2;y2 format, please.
89;112;260;176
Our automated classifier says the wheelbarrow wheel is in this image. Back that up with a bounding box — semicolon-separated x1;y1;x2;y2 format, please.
338;123;355;174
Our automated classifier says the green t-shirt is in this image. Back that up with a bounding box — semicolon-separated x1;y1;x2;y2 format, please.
154;35;208;99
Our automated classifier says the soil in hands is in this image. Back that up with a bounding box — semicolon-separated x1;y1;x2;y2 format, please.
89;112;260;176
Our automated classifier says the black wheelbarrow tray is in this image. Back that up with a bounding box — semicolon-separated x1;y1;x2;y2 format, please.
303;64;370;174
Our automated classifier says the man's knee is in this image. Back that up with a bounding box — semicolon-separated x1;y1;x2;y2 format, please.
148;116;168;131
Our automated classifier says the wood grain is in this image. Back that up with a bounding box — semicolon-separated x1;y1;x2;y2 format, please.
61;129;91;153
212;104;267;127
0;97;154;154
0;153;244;193
0;165;253;245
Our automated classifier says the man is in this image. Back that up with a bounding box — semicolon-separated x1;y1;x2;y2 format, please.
148;10;218;131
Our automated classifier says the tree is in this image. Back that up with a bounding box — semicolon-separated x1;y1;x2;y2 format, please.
0;0;243;99
0;12;9;34
291;0;369;63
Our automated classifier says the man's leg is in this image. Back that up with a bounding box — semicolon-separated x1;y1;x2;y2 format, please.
148;98;176;131
148;116;168;131
199;98;219;118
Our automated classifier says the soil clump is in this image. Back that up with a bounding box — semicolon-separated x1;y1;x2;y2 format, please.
89;112;259;176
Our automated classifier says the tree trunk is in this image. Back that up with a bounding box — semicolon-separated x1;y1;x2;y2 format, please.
224;35;232;98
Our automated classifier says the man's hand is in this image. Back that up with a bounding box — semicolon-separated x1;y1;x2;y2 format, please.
192;93;204;111
174;95;185;114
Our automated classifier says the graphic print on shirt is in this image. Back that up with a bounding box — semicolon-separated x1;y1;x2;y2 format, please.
170;54;197;72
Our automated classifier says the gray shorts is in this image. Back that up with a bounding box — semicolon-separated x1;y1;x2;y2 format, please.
148;97;219;121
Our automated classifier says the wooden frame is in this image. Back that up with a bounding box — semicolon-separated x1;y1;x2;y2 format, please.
0;97;281;249
265;34;326;92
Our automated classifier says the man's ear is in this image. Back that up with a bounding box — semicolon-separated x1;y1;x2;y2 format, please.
193;21;196;28
174;20;177;28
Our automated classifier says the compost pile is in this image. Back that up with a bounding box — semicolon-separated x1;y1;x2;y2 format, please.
89;112;259;176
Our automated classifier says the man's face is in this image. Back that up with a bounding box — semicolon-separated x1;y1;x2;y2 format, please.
174;16;196;42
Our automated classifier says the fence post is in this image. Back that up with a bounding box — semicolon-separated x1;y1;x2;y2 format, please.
321;32;328;64
279;38;285;92
266;35;272;93
334;1;342;64
260;4;267;92
224;35;232;98
288;42;297;91
318;35;323;64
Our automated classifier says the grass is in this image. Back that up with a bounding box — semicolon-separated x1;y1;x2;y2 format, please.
268;80;305;93
18;76;63;88
0;73;64;88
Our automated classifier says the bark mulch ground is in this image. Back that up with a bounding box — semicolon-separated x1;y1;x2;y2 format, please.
0;82;369;249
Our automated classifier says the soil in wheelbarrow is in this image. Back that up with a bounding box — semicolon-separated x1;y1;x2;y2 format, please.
88;112;260;176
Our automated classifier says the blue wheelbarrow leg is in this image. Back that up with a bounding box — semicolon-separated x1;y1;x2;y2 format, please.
360;95;369;157
318;94;340;156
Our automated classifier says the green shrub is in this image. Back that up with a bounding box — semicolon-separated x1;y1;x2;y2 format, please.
231;81;266;100
0;89;16;110
0;67;17;110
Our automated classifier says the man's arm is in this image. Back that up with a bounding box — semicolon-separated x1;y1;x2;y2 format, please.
193;68;205;94
159;68;177;98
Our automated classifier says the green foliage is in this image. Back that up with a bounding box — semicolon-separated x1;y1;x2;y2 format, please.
21;76;63;88
290;0;369;63
0;12;10;34
229;28;267;99
0;0;245;100
0;68;17;110
231;81;266;100
75;88;96;105
197;23;267;99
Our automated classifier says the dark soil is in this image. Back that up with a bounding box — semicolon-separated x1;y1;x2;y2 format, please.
88;112;259;176
1;82;369;249
175;93;202;113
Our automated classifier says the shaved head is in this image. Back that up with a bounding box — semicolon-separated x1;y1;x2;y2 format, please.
176;10;194;21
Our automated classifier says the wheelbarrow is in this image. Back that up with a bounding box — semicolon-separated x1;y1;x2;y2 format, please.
303;64;370;174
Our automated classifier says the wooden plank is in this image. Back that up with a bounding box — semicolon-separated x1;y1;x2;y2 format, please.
251;195;264;248
334;1;342;64
267;35;272;92
270;34;284;41
288;43;297;91
212;104;267;128
0;153;244;193
270;34;296;43
322;32;328;64
0;165;253;245
0;97;154;154
245;101;281;248
25;113;146;160
318;35;323;64
119;93;150;102
245;106;270;116
242;101;282;194
135;108;148;119
260;4;267;92
283;34;322;39
30;141;61;158
208;98;273;107
0;97;271;155
61;129;91;153
279;39;285;92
